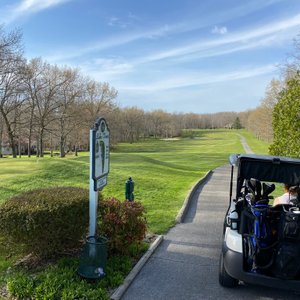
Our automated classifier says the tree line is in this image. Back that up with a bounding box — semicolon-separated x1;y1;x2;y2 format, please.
240;34;300;157
1;26;299;158
0;27;244;158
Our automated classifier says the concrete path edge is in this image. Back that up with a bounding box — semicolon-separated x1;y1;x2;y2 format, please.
110;235;164;300
175;170;212;224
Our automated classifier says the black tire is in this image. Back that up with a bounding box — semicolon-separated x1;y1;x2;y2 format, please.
222;218;227;235
219;252;239;288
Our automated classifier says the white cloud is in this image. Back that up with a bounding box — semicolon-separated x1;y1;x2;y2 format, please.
139;13;300;64
92;58;133;74
107;12;142;29
44;12;297;84
2;0;72;24
44;11;300;68
17;0;70;13
118;64;277;92
107;16;130;29
108;17;119;27
43;23;183;62
211;25;228;35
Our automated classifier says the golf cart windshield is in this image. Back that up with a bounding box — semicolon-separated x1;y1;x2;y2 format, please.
230;154;300;198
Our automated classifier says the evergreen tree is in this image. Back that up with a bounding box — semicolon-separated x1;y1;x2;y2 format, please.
232;117;242;129
269;74;300;157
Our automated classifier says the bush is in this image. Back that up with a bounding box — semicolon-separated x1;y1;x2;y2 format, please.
98;198;147;254
0;187;90;257
269;75;300;157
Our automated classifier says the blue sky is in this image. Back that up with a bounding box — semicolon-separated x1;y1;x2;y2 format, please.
1;0;300;113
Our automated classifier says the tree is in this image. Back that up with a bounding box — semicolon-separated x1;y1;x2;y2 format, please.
0;27;25;157
121;107;145;143
23;58;42;157
232;117;242;129
0;114;3;157
148;110;172;138
269;74;300;157
241;79;282;142
258;79;282;141
82;80;118;128
25;59;66;157
55;67;83;157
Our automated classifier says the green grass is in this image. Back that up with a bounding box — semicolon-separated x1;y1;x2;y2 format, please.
0;129;269;234
238;129;271;155
5;255;134;300
107;130;243;232
0;129;270;298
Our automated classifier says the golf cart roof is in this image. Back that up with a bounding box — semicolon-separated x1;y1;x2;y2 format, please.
230;153;300;186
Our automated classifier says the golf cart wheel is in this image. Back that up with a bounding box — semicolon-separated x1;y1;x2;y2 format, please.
219;253;238;288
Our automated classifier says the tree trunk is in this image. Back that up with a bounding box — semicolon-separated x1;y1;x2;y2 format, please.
18;135;21;158
9;131;17;158
28;138;31;157
8;126;16;157
50;133;53;157
27;111;34;157
39;129;44;157
1;110;16;157
0;119;3;158
60;136;65;158
36;136;40;157
75;145;78;156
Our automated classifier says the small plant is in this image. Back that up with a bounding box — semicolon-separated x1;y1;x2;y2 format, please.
6;256;132;300
0;187;91;257
6;271;35;299
98;198;147;255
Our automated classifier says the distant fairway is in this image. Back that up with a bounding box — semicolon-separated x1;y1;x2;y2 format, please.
0;129;269;233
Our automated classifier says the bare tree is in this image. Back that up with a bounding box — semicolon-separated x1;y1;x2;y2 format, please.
243;79;282;141
121;107;145;143
25;59;68;157
55;67;83;157
0;27;26;157
0;114;3;157
147;110;172;138
23;58;42;157
82;80;118;127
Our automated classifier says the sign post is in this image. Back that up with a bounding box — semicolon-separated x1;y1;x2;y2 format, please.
89;117;110;237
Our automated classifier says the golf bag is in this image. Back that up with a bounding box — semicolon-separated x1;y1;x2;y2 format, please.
243;179;276;273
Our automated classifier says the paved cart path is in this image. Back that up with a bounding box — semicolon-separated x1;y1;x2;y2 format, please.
122;165;299;300
238;133;254;154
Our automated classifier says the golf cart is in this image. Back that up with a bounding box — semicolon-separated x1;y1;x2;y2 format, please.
219;154;300;291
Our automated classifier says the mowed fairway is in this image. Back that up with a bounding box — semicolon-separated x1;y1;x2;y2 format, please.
0;129;267;233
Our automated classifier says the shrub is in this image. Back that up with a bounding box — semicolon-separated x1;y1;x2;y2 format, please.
98;198;147;254
0;187;90;257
